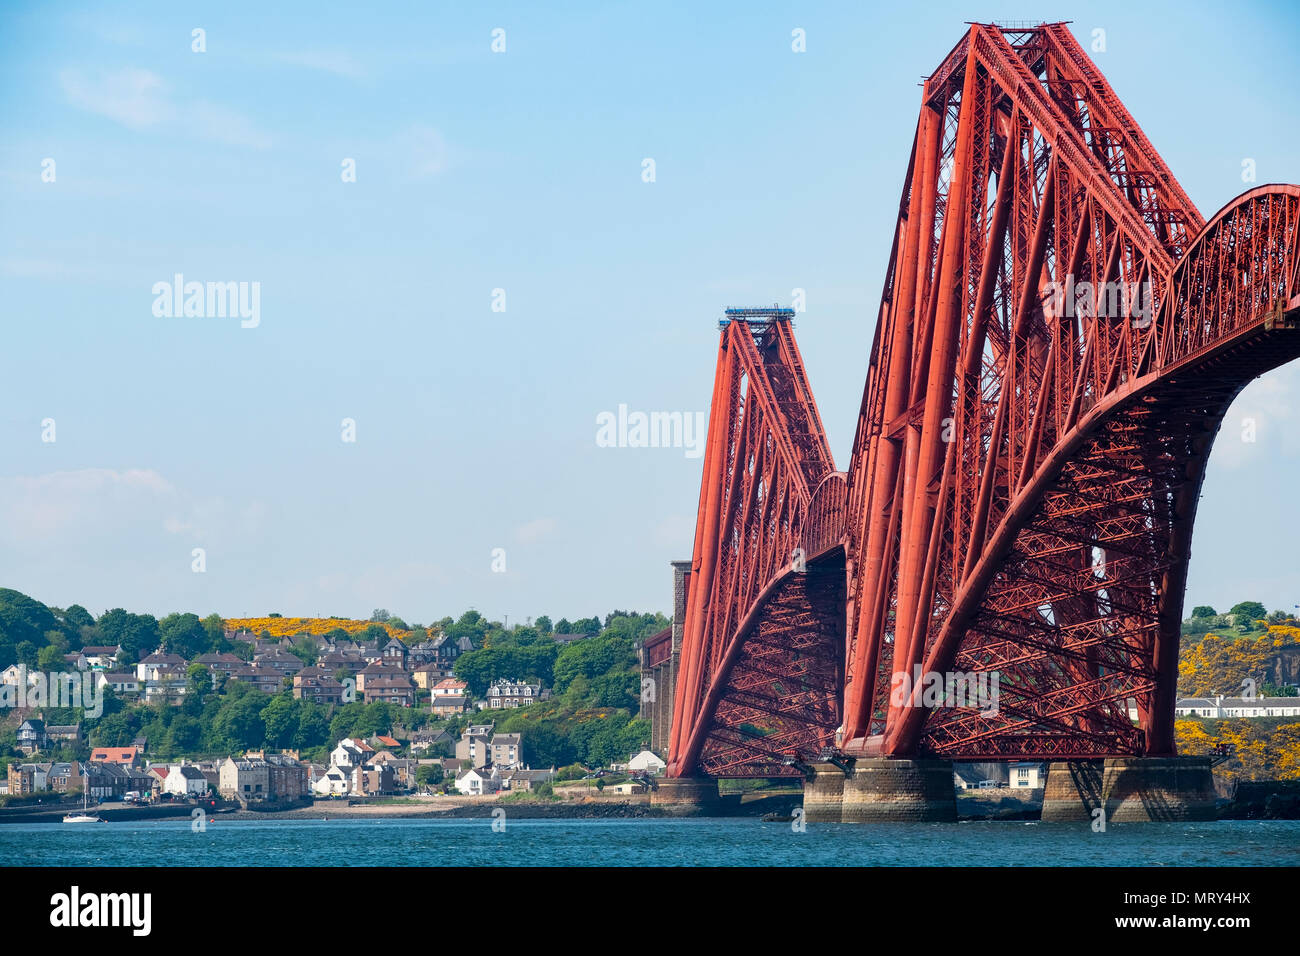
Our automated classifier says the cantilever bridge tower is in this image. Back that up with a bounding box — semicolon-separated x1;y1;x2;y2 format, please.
656;22;1300;821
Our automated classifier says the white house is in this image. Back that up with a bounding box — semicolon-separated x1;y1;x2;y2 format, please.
606;781;648;795
1176;695;1300;718
96;672;142;695
1008;762;1044;789
627;750;667;775
455;766;499;796
136;650;185;682
312;765;350;797
164;764;209;797
79;646;121;670
329;737;374;770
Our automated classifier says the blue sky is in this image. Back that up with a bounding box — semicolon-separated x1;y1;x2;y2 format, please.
1;1;1298;625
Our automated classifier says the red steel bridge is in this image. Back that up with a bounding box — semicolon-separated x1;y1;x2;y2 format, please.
665;22;1300;779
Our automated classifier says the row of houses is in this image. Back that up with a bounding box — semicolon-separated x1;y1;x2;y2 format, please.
0;645;123;675
953;762;1046;791
454;765;554;795
8;751;311;805
448;722;554;795
227;631;476;679
5;637;552;716
7;759;155;799
15;719;83;755
452;747;667;797
1175;695;1300;718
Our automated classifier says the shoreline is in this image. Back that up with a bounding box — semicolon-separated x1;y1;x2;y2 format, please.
4;782;1297;824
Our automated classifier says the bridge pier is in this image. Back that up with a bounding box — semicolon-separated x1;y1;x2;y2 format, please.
802;758;957;823
649;777;720;814
802;762;847;822
1041;757;1216;823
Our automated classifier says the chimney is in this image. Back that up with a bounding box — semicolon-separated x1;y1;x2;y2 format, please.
671;560;692;653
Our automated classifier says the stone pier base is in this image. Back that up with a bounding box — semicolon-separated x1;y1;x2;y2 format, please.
801;758;956;823
802;763;848;823
649;776;720;814
1041;757;1216;823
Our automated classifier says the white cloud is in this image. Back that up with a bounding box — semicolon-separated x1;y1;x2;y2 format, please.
274;50;366;79
0;468;175;542
399;124;450;179
60;67;172;129
186;101;273;150
60;67;271;149
0;258;123;282
0;468;268;550
515;517;558;543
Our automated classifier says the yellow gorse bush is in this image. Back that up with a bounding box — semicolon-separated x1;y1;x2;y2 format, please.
223;617;414;640
1177;624;1300;697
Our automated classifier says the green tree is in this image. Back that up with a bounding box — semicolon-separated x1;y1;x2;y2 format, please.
160;613;209;660
96;609;161;665
62;604;95;630
208;685;268;752
294;702;331;750
553;633;635;697
0;589;60;645
89;711;141;748
0;589;61;668
201;614;226;649
37;644;67;672
1230;602;1267;626
261;694;299;750
1191;605;1217;619
519;720;577;767
416;764;444;788
166;715;203;755
184;662;213;708
288;636;319;666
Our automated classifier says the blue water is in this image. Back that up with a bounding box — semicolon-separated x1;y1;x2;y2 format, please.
3;818;1298;866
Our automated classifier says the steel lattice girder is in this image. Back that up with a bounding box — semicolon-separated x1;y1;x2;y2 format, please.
666;22;1300;778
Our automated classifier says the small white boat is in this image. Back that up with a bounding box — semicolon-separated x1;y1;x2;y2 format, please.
63;787;105;824
61;812;104;823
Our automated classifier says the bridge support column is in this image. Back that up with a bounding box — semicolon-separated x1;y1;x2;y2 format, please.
842;758;956;822
650;777;720;814
808;758;957;823
801;763;847;822
1041;757;1216;823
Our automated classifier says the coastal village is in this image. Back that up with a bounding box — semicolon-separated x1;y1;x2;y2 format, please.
5;610;1300;814
1;620;671;812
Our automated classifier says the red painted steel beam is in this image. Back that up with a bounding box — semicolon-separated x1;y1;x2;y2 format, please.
667;23;1300;778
